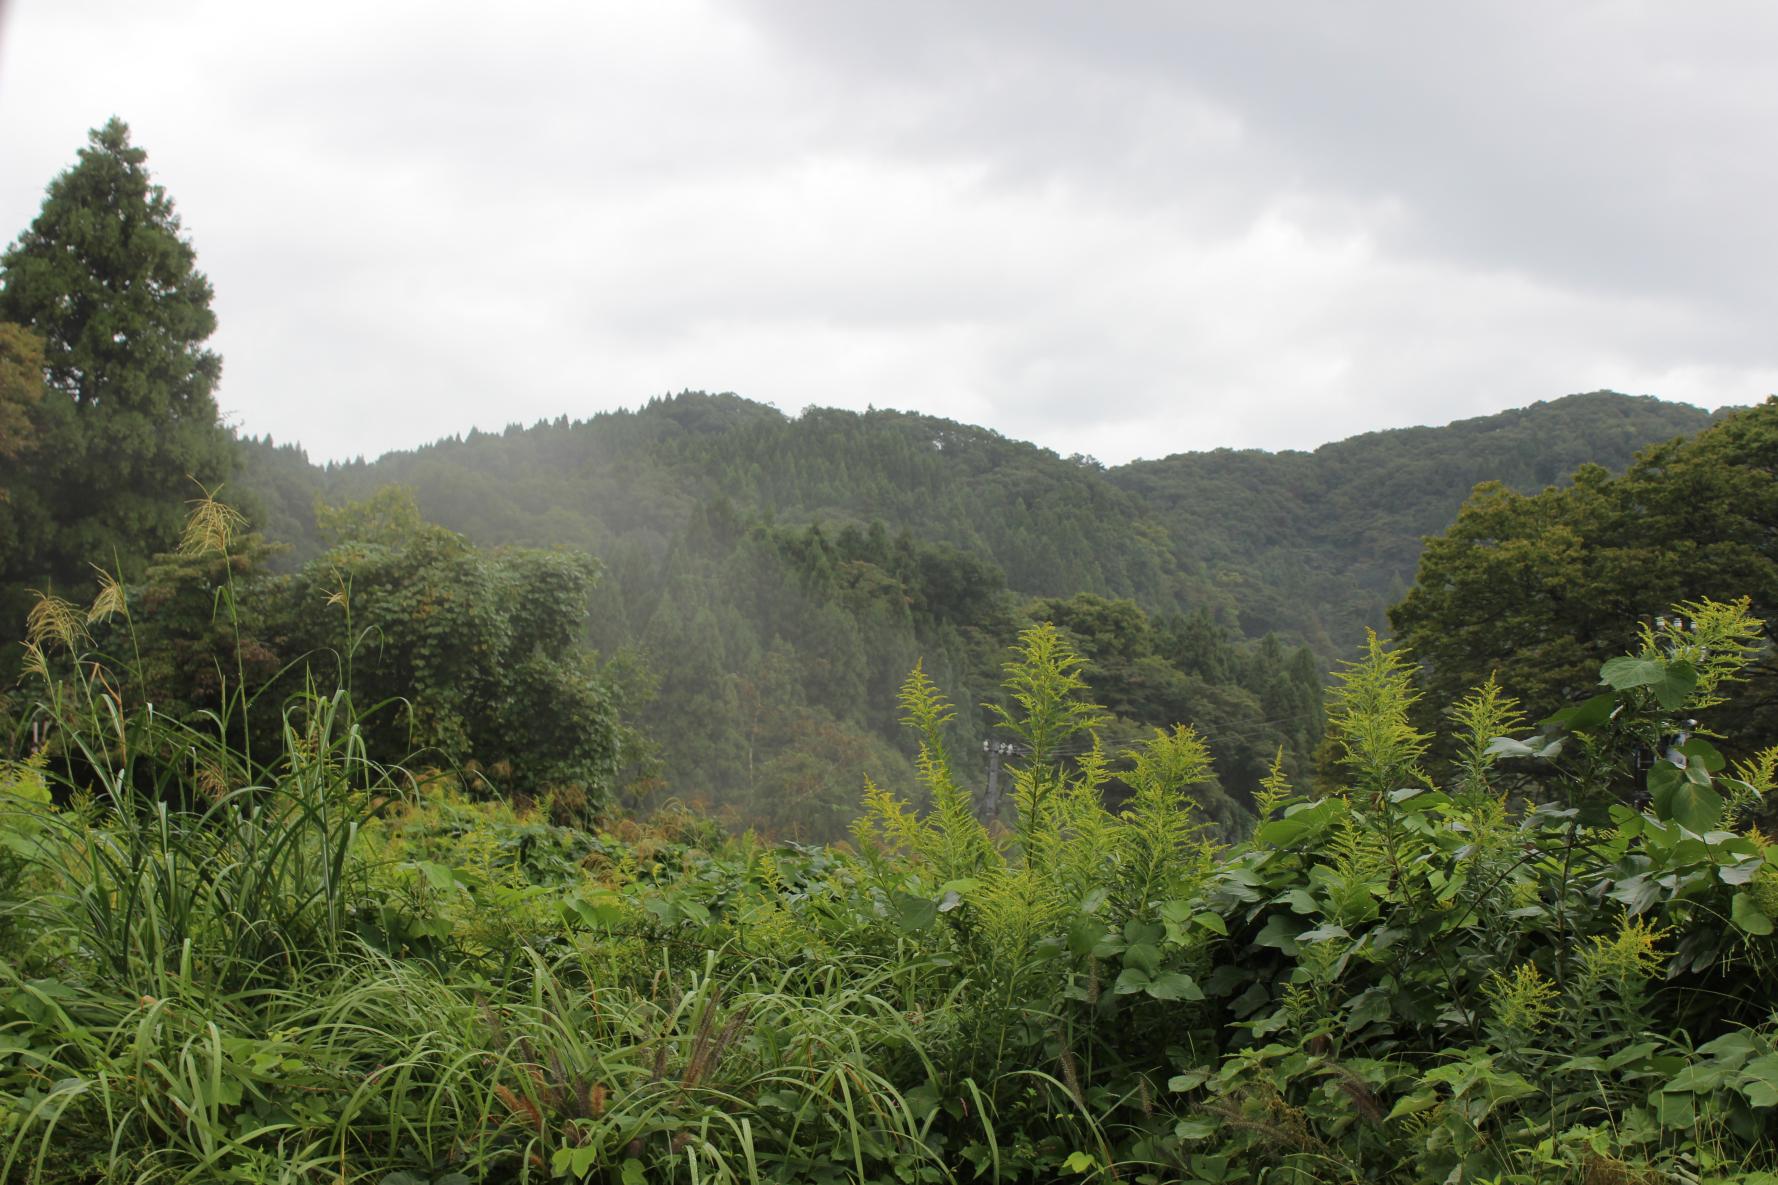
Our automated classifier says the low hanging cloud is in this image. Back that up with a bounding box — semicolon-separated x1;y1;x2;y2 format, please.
1;0;1773;465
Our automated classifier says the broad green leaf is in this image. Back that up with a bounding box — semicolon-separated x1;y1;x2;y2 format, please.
1124;941;1163;976
1174;1116;1217;1140
1484;736;1537;758
1386;1090;1438;1120
1168;1068;1211;1092
1253;913;1302;954
1144;971;1205;1001
1662;1063;1728;1094
1731;892;1774;936
1599;656;1666;691
411;860;461;894
1678;737;1725;772
1068;916;1110;958
1667;781;1724;833
1543;692;1617;731
1648;761;1685;818
891;891;939;933
1653;660;1699;710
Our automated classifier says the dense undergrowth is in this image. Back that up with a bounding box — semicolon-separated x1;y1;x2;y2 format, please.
2;526;1777;1182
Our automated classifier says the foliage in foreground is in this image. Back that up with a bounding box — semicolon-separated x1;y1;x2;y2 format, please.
2;587;1777;1181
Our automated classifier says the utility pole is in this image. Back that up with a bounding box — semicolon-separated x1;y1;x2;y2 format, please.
979;739;1018;823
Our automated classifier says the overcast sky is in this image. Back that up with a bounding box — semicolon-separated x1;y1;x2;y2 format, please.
2;2;1774;465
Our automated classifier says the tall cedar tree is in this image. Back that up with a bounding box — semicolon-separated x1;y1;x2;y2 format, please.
0;117;232;610
0;323;44;501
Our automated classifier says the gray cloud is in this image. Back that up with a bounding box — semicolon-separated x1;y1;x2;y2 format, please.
1;1;1772;465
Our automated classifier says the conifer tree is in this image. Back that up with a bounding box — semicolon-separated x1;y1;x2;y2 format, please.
0;117;232;600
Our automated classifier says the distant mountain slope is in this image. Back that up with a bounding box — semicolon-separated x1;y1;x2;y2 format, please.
237;390;1719;655
1110;391;1720;649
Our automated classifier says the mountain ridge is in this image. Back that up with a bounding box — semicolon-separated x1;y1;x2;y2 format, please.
238;388;1721;653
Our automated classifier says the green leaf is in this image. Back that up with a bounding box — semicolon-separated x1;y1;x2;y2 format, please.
1599;656;1666;691
1068;916;1110;959
1124;941;1162;976
1113;967;1152;995
1386;1090;1438;1120
412;860;461;894
1144;971;1205;1001
1253;913;1303;954
1738;1054;1778;1108
1678;737;1725;772
1653;660;1699;710
1543;692;1617;731
1662;1063;1728;1094
1732;892;1774;936
1484;736;1537;758
1174;1116;1217;1140
1667;781;1724;833
1168;1068;1211;1092
891;891;939;933
1192;911;1228;935
621;1160;648;1185
1062;1151;1097;1173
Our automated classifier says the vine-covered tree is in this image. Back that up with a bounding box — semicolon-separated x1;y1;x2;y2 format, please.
0;118;232;604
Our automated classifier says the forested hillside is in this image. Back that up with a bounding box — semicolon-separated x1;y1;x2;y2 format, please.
1111;392;1719;648
227;391;1715;831
241;390;1715;649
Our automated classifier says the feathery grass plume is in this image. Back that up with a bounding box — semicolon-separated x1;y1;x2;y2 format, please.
178;483;247;556
1447;674;1525;795
1326;630;1429;793
86;566;127;624
25;591;86;651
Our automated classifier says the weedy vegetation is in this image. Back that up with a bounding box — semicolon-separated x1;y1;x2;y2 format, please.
1;504;1776;1184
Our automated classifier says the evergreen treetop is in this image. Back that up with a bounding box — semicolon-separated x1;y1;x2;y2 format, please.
0;117;232;596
